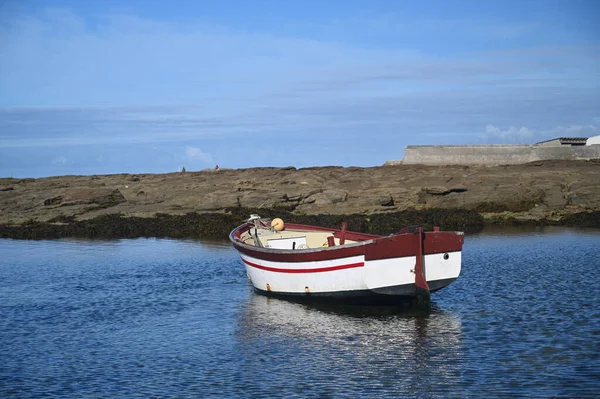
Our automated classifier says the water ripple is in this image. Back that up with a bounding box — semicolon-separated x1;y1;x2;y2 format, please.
0;230;599;398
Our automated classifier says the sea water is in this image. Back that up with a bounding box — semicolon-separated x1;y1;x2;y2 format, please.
1;227;599;398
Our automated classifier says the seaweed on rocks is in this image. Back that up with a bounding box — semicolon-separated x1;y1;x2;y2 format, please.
559;211;600;228
0;208;485;240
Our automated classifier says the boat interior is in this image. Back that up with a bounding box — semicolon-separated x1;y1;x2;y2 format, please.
239;227;355;249
235;216;377;250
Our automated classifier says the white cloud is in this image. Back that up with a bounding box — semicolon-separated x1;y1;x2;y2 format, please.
183;146;212;164
51;155;68;164
484;124;534;142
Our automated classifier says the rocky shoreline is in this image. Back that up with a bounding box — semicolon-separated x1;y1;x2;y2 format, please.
1;160;598;239
0;208;487;240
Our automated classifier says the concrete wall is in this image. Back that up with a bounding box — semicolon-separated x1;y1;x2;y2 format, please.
387;144;600;166
536;139;563;147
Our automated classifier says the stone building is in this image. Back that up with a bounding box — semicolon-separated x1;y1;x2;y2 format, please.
386;136;600;166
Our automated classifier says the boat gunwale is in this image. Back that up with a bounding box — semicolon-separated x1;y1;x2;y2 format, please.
229;221;464;262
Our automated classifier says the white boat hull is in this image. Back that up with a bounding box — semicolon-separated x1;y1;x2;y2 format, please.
240;251;461;297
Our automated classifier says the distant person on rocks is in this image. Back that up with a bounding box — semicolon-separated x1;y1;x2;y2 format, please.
215;165;219;170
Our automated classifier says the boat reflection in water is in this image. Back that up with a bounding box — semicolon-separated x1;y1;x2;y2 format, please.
235;294;465;396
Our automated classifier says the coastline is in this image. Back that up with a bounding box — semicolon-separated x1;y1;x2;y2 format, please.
1;160;599;239
1;208;598;240
0;207;486;240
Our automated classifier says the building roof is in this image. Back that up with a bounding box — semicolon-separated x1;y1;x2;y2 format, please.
536;137;588;145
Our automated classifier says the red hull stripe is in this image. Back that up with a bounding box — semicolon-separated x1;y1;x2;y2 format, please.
242;258;364;274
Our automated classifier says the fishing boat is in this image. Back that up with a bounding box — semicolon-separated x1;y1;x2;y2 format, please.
229;214;464;304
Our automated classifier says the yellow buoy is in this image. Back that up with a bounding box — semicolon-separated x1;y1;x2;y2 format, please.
271;218;285;231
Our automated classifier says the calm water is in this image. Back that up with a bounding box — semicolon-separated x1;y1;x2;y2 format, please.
1;227;599;398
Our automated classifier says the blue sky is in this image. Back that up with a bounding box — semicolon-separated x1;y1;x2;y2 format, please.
1;0;599;177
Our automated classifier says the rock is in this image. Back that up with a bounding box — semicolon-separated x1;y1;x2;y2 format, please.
233;192;278;209
423;187;468;196
44;196;63;206
283;193;303;202
58;189;126;208
282;189;323;204
0;161;598;226
308;190;348;206
379;195;395;207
